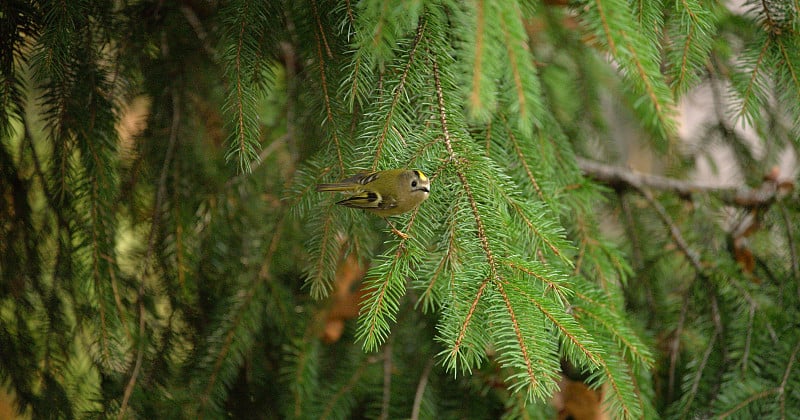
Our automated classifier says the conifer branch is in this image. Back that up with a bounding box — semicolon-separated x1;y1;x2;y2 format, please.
469;0;487;114
432;59;495;276
434;54;557;396
358;202;424;349
571;294;652;365
778;205;800;290
741;301;756;373
23;123;70;230
120;89;182;419
319;358;371;420
359;246;407;349
500;190;569;264
233;1;251;172
776;37;800;96
577;157;788;208
291;334;318;418
675;19;695;91
102;253;132;342
432;56;500;362
345;0;356;28
494;281;538;388
586;0;676;136
411;359;434;420
779;339;800;418
498;2;541;129
601;362;638;418
312;0;333;59
503;116;543;200
310;209;336;299
93;231;111;365
505;261;569;303
717;388;778;418
370;0;390;49
312;0;344;173
198;217;285;417
499;10;528;128
371;19;426;170
619;30;668;122
670;312;720;418
638;186;704;274
450;278;491;360
669;0;713;93
181;5;216;59
737;39;770;122
507;282;602;369
199;311;241;412
347;54;363;110
594;0;618;52
758;0;779;33
419;218;458;310
380;342;392;420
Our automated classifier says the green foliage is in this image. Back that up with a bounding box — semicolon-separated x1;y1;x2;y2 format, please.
1;0;799;419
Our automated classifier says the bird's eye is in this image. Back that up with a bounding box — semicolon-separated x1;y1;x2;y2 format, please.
411;180;418;187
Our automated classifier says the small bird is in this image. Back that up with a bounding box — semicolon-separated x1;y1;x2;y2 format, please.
316;169;431;238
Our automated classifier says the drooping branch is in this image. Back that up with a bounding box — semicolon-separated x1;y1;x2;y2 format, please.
577;157;792;208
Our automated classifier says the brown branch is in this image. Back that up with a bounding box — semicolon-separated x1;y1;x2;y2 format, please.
678;328;718;418
718;388;779;419
431;56;497;360
779;204;800;301
119;88;181;419
494;281;538;387
411;359;434;420
502;114;544;200
199;215;286;418
380;342;393;420
180;5;216;59
779;338;800;419
319;357;373;420
637;186;704;274
432;54;545;397
577;157;789;208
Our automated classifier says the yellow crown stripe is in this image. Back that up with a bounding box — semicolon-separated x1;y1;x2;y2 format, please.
414;170;428;181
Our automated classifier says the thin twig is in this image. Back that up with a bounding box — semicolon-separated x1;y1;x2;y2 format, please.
411;359;434;420
23;122;71;230
717;389;778;419
180;5;216;59
668;296;689;403
380;342;393;420
741;300;756;373
779;204;800;300
637;186;704;274
679;328;718;418
119;89;181;419
311;0;343;173
371;18;426;170
779;338;800;419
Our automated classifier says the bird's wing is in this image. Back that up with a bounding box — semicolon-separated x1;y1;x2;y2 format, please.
316;172;379;192
341;171;380;185
336;191;397;210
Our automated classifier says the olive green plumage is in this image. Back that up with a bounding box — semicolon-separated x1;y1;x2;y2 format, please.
316;169;431;216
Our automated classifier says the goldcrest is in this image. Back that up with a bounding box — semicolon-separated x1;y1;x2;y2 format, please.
316;169;431;216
